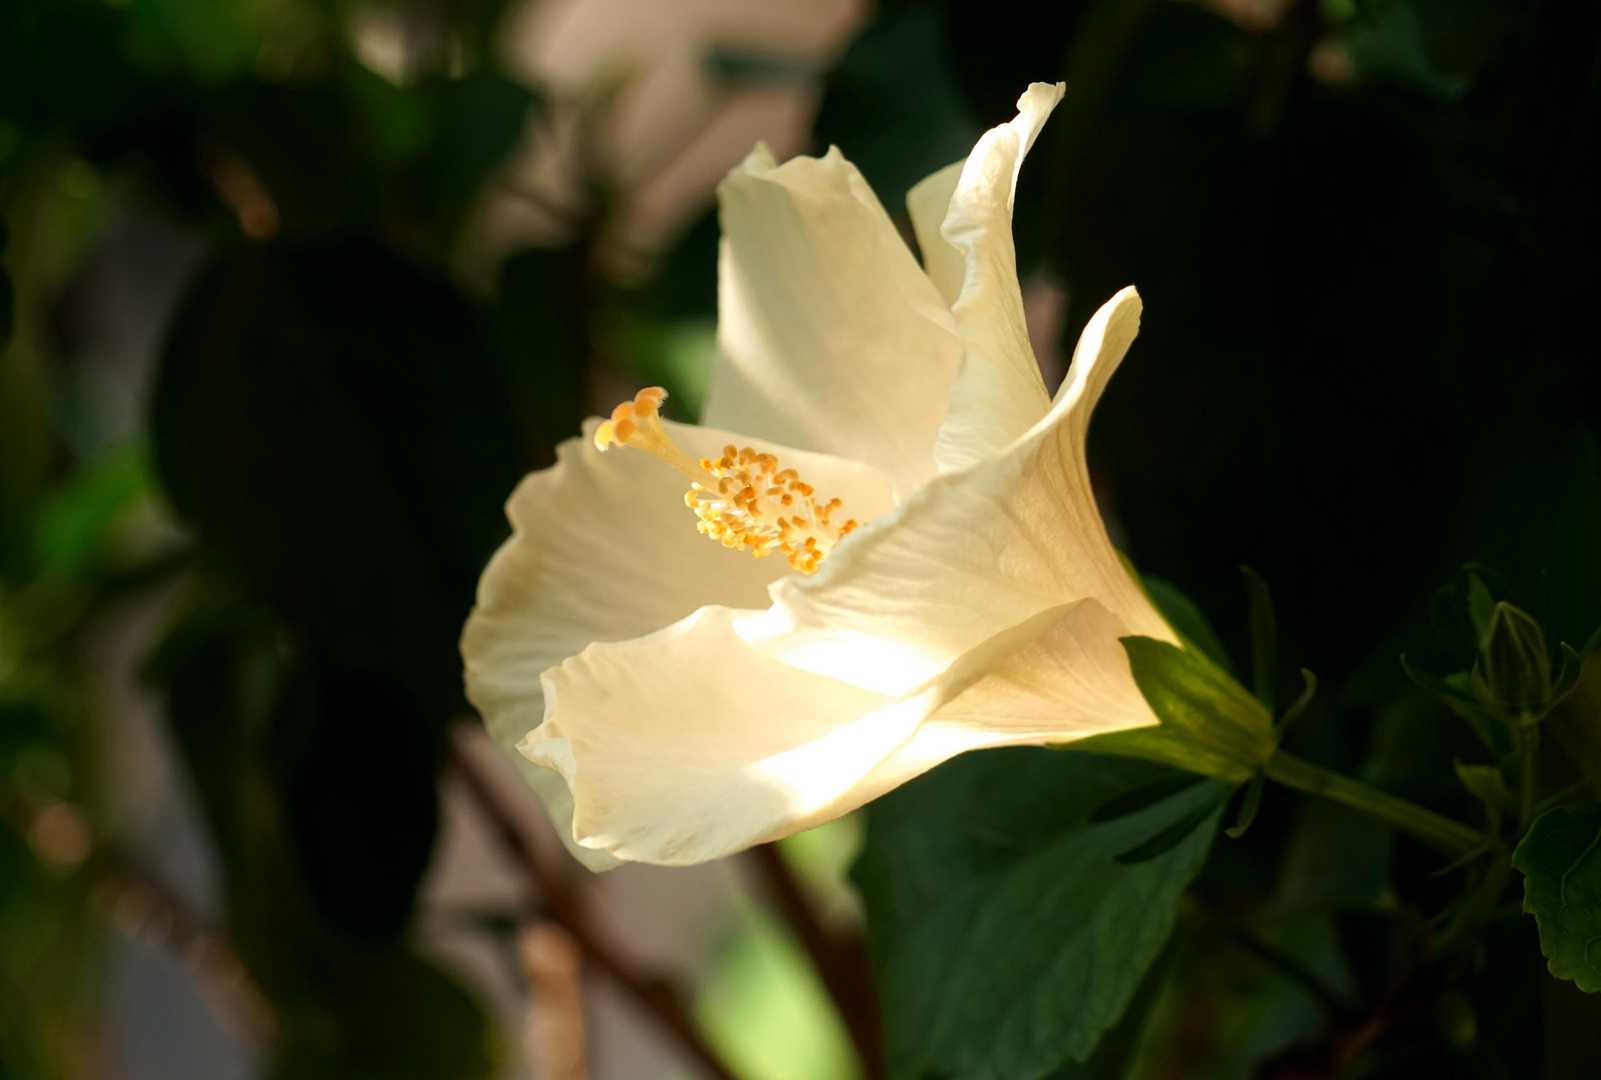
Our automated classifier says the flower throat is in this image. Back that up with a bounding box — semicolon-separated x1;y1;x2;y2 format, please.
594;388;859;574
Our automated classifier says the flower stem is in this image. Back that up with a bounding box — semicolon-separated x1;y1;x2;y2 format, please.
1515;724;1540;833
1265;750;1485;858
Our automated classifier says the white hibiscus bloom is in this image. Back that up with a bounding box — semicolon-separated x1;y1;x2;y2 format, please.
462;83;1214;869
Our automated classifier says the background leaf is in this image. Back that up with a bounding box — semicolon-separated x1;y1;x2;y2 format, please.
853;748;1224;1080
1513;803;1601;993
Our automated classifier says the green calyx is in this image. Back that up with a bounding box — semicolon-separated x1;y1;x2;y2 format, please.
1075;636;1275;784
1471;602;1582;726
1079;636;1486;859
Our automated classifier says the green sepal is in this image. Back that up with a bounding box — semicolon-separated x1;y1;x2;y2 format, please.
1275;669;1317;737
1512;803;1601;993
1074;637;1275;784
1453;761;1514;816
1473;602;1553;720
1225;771;1266;839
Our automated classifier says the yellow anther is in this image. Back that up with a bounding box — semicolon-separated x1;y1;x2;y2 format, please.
593;386;864;574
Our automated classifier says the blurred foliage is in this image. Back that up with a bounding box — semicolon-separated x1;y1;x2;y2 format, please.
1;0;532;1074
697;899;862;1080
3;0;1601;1076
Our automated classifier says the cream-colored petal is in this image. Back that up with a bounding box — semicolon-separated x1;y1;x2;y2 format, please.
932;81;1066;474
820;598;1162;808
522;606;897;866
462;417;895;866
746;287;1170;697
526;599;1157;867
906;160;966;307
702;143;962;496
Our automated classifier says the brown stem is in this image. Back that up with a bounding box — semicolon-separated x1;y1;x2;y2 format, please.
747;843;884;1078
97;853;276;1045
445;739;739;1080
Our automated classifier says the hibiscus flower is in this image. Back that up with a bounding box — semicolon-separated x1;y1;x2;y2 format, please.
462;83;1241;868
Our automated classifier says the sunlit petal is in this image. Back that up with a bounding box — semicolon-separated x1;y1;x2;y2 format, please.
703;143;962;496
462;417;895;865
523;606;897;865
526;598;1157;866
933;81;1067;473
822;598;1161;805
747;287;1171;697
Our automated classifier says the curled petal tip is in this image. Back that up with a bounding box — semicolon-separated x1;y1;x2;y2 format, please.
1019;81;1067;110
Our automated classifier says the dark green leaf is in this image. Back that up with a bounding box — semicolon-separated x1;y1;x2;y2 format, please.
152;239;519;940
854;748;1224;1080
1075;637;1273;783
1241;566;1277;710
1513;803;1601;993
1117;797;1225;863
1141;573;1234;675
153;237;518;717
1039;944;1172;1080
276;662;440;945
492;247;590;452
419;72;536;241
155;587;498;1074
811;3;978;210
269;948;500;1080
1088;770;1205;823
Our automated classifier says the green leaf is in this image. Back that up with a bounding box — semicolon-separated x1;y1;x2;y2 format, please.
1512;803;1601;993
32;445;150;579
153;237;518;718
1075;637;1274;783
1140;573;1234;675
811;3;978;210
853;748;1223;1080
269;948;500;1080
1088;771;1206;823
153;587;499;1075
